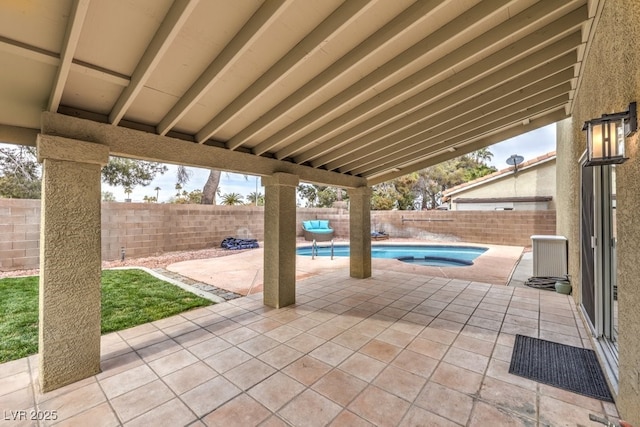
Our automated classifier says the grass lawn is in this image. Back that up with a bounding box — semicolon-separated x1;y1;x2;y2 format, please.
0;269;212;363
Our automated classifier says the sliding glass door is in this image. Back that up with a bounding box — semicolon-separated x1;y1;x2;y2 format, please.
580;161;618;380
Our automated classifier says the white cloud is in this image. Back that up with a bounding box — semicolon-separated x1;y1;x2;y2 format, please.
486;124;556;169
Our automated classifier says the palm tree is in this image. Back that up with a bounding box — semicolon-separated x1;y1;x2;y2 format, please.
124;186;132;202
221;192;244;205
247;191;264;206
154;186;161;201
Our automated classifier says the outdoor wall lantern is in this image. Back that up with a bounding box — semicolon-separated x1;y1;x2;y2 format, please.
583;102;637;166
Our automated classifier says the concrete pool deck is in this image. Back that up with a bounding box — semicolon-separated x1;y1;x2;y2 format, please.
167;240;524;297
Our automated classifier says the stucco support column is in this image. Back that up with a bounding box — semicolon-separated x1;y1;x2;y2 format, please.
37;135;109;392
262;172;299;308
348;186;372;278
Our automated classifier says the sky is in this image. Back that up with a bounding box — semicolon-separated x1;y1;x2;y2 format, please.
1;124;556;203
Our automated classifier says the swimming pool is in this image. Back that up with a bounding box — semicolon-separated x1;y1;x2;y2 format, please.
296;244;487;267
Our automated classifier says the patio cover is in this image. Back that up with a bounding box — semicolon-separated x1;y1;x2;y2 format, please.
0;0;595;186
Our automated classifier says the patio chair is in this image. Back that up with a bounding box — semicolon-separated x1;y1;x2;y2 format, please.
302;220;334;241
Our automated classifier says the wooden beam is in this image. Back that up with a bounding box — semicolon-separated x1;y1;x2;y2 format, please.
109;0;199;125
197;0;377;146
296;9;586;165
232;0;446;153
47;0;90;112
366;109;567;185
156;0;292;136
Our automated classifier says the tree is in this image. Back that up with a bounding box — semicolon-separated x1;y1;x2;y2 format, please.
220;192;244;205
412;150;497;209
154;186;161;201
170;189;203;204
1;149;169;200
247;191;264;206
0;146;41;199
101;157;168;197
142;195;157;203
201;170;222;204
124;186;133;201
102;191;116;202
296;184;348;207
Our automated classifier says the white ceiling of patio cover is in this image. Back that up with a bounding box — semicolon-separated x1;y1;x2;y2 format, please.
0;0;594;184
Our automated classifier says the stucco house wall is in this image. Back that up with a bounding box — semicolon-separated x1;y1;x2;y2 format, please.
556;0;640;422
447;156;556;210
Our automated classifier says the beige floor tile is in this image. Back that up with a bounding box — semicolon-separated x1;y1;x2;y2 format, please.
312;369;368;406
125;330;169;351
54;402;119;427
0;371;31;397
258;344;304;370
282;355;332;386
223;358;276;391
406;337;449;360
309;342;354;366
201;394;271;427
110;380;174;423
329;410;375;427
136;338;182;362
442;347;489;374
348;385;411;426
359;339;402;363
125;397;196;427
479;376;537;420
429;362;483;395
375;328;415;348
180;376;241;417
284;332;326;353
38;382;106;422
248;372;306;412
266;325;304;343
97;351;143;381
468;400;535;427
259;415;290;427
537;383;605;413
418;326;457;345
0;358;29;380
452;334;495;357
373;365;427;402
203;347;252;374
538;394;607;427
187;336;233;360
219;326;260;345
0;387;34;412
415;382;474;425
399;406;462;427
237;335;281;356
163;361;217;395
173;328;216;347
99;364;157;399
279;389;343;427
538;330;583;347
391;350;438;379
338;353;386;382
331;329;371;351
148;348;199;377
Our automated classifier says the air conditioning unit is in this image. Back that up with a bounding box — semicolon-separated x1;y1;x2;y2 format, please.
531;235;568;277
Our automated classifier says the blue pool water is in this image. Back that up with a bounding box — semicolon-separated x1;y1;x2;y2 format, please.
296;244;487;267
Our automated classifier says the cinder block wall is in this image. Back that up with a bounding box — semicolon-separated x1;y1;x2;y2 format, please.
370;210;556;246
0;199;40;270
1;199;555;271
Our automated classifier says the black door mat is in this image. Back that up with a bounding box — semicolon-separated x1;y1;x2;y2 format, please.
509;334;614;402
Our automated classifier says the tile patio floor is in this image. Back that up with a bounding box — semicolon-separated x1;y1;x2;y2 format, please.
1;268;619;426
